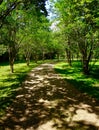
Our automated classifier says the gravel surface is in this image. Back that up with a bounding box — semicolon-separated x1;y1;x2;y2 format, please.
0;63;99;130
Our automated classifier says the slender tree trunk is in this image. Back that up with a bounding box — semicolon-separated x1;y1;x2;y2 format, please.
76;53;79;61
9;60;14;73
34;55;38;63
82;42;93;75
8;47;15;73
57;53;60;61
26;57;30;66
42;51;45;61
9;54;14;73
8;27;17;73
82;59;89;75
66;48;72;66
65;38;72;66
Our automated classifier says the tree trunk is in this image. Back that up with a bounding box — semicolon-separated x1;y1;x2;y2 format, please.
8;48;15;73
42;51;45;61
10;61;14;73
26;57;30;66
76;53;79;61
82;43;93;75
57;53;60;61
82;56;89;75
66;48;72;66
34;55;38;63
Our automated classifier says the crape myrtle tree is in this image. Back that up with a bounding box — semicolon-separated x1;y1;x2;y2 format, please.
53;0;99;74
72;0;99;74
34;16;51;61
50;31;66;60
0;0;48;72
58;23;76;66
0;13;19;72
18;14;50;65
54;0;78;66
17;10;38;66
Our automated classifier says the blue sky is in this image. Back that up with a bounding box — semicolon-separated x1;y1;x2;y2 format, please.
46;0;57;21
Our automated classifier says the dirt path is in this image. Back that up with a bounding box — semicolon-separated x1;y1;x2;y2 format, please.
0;63;99;130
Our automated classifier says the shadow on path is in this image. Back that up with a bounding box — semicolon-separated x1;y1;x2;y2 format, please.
0;63;99;130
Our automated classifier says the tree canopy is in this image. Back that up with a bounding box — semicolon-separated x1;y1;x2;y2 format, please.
0;0;99;74
52;0;99;74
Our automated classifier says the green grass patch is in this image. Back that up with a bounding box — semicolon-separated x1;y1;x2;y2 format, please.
55;61;99;99
0;60;45;116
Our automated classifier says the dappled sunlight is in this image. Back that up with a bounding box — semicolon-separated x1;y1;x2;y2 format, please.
73;109;99;127
55;62;99;99
0;63;99;130
36;120;57;130
38;98;59;108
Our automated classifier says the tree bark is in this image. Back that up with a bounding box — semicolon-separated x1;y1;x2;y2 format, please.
66;48;72;66
26;57;30;66
82;58;89;75
9;50;15;73
9;59;14;73
42;51;45;61
8;43;17;73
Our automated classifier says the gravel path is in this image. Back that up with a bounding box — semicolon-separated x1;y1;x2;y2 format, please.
0;63;99;130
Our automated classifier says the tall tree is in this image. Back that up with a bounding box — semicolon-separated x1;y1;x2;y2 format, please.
0;0;48;72
53;0;99;74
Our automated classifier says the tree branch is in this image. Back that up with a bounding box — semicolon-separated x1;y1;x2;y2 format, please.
0;1;21;28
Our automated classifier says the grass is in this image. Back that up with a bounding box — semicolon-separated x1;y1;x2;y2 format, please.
55;60;99;100
0;60;45;116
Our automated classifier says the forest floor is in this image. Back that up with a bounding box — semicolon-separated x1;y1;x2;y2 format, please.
0;63;99;130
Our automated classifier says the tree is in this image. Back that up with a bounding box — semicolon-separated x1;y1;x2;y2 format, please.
0;0;48;72
17;10;51;64
7;17;19;73
53;0;99;74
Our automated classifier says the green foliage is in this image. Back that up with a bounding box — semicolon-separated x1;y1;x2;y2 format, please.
0;44;7;55
0;0;51;70
52;0;99;74
17;12;51;61
55;61;99;99
0;0;48;27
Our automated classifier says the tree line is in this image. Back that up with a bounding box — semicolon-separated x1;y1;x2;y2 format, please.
0;0;59;72
52;0;99;74
0;0;99;75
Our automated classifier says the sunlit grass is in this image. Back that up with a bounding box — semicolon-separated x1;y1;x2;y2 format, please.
0;61;44;116
0;60;57;116
55;60;99;99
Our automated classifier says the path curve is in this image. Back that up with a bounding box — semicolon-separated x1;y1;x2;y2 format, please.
0;63;99;130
